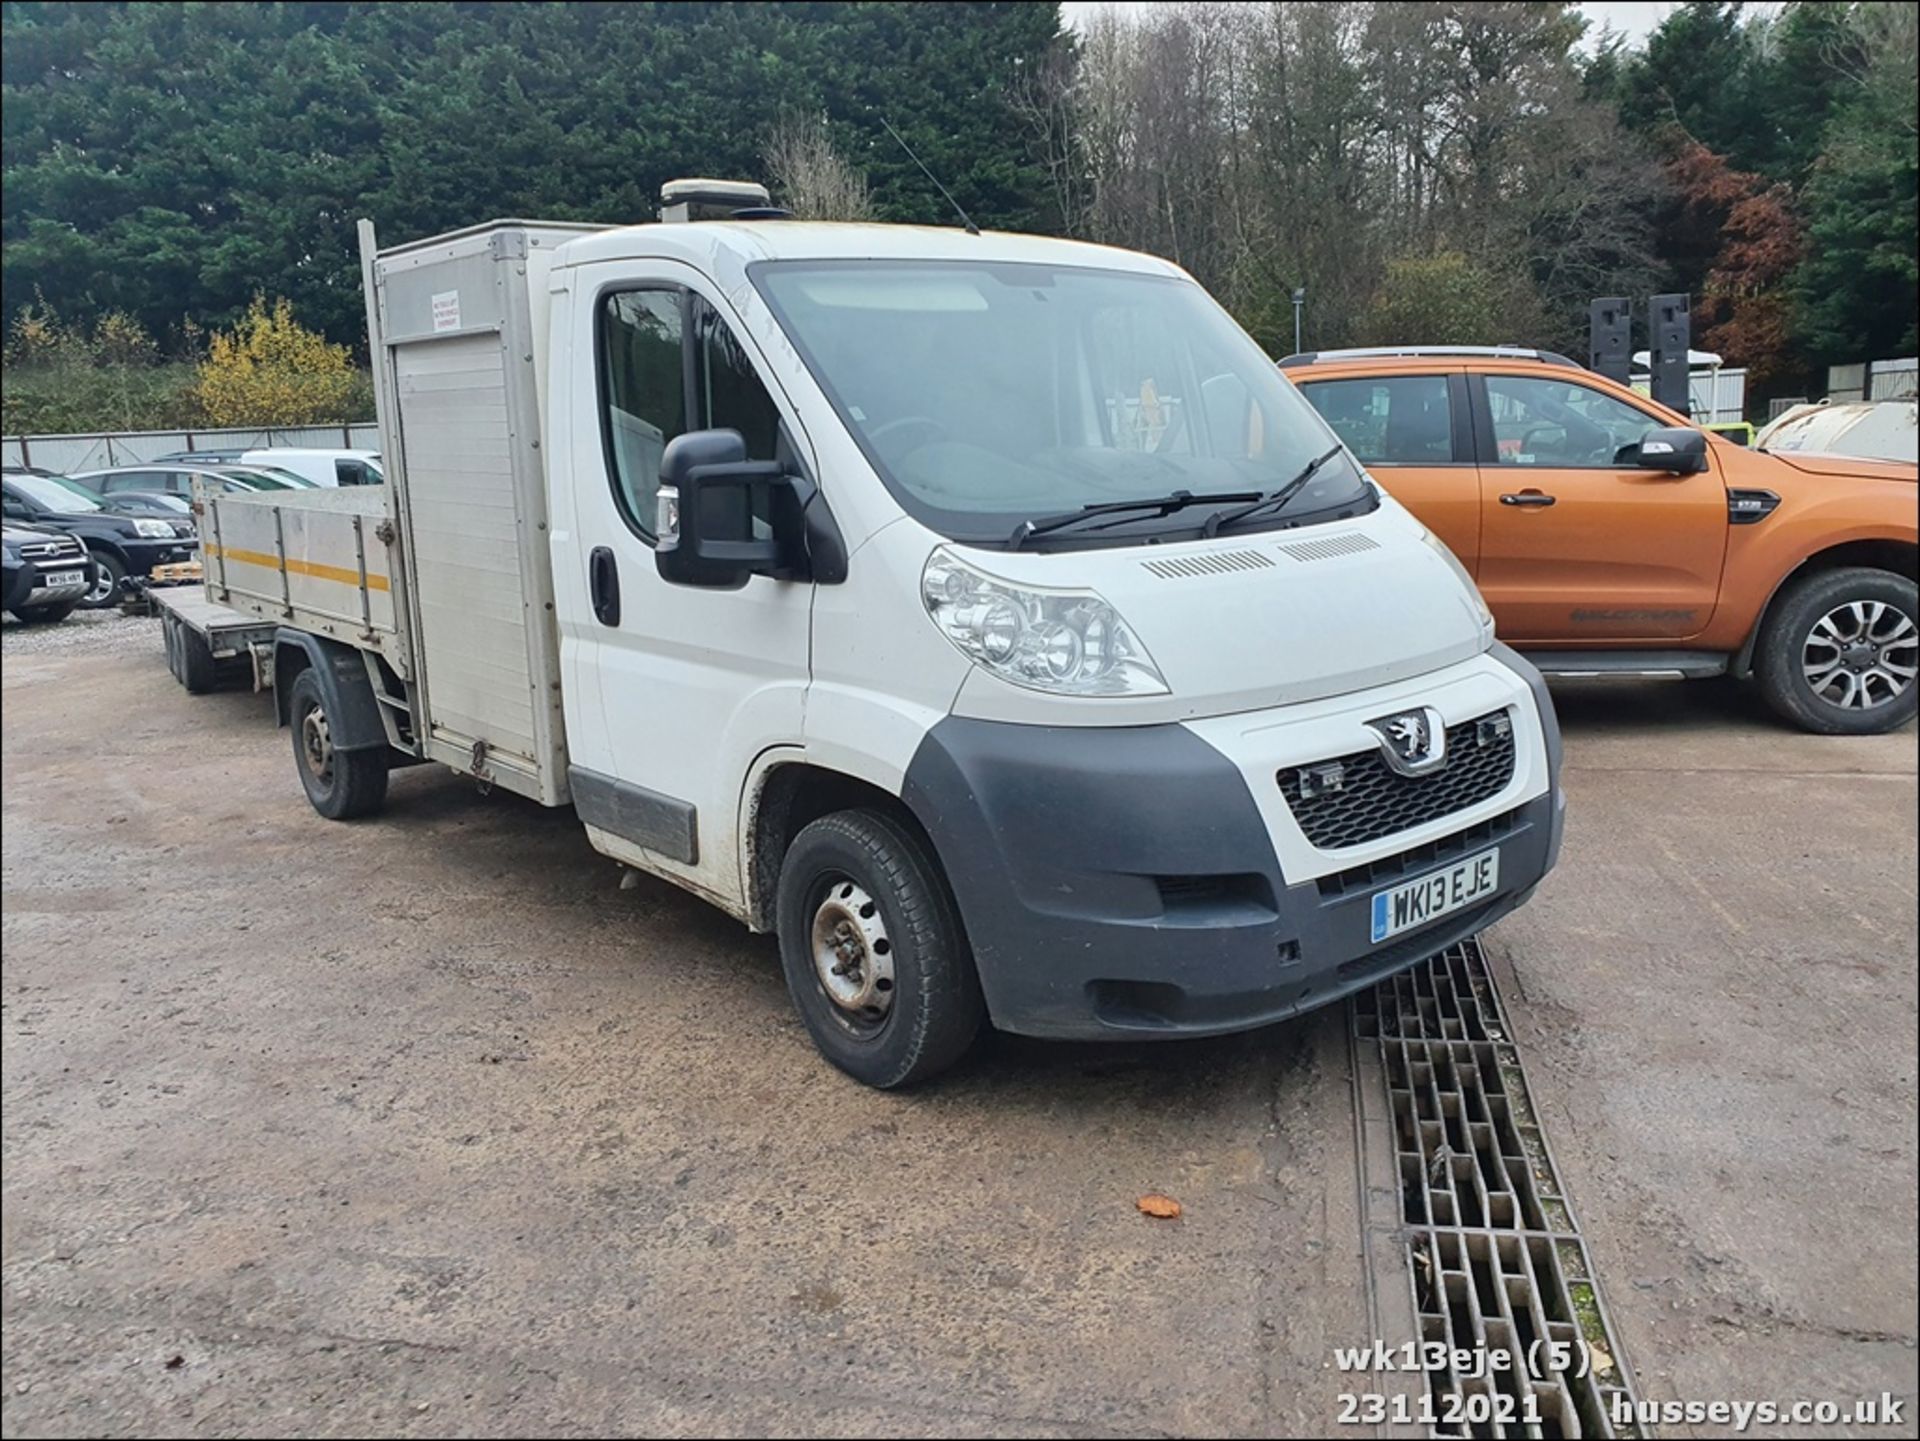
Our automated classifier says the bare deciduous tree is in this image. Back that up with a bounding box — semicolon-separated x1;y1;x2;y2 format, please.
1029;1;1659;353
764;111;876;223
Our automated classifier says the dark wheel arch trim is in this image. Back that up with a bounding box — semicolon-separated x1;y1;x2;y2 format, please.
270;629;387;749
1732;539;1920;679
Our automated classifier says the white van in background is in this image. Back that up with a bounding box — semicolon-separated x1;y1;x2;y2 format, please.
154;447;383;487
178;188;1565;1088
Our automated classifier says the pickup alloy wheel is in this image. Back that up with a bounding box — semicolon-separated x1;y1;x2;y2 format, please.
1802;600;1916;711
1758;567;1919;735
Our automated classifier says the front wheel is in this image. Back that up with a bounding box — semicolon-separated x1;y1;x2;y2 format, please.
287;668;389;818
775;809;984;1089
1756;567;1918;735
78;550;125;609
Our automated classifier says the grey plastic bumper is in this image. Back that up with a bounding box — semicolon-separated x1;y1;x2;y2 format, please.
901;701;1562;1041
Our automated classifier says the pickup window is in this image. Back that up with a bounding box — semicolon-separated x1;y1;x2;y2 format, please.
1297;375;1455;466
1485;374;1663;467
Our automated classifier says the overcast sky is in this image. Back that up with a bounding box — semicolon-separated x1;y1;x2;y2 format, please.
1056;3;1724;50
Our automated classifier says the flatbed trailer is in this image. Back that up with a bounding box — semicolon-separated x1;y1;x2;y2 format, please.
151;586;280;694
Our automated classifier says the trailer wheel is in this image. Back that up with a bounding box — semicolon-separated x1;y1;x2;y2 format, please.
288;668;389;819
178;622;218;695
775;808;984;1089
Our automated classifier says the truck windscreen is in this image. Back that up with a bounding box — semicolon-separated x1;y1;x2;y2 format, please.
752;259;1370;547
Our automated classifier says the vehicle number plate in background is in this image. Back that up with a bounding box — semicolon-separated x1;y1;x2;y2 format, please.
1371;847;1499;943
43;570;84;588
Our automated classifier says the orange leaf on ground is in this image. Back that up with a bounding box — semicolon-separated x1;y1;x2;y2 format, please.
1136;1194;1182;1219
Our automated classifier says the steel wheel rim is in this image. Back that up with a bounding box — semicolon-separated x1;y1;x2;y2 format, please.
808;876;895;1034
300;704;335;785
1802;600;1918;710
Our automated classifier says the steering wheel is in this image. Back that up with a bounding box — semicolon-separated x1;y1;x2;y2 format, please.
867;415;948;453
1518;426;1563;459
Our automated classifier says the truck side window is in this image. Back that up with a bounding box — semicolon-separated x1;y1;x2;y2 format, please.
599;289;688;538
694;301;781;461
1298;377;1453;465
1486;375;1661;467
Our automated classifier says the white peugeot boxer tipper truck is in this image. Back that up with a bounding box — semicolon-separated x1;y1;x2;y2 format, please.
190;184;1564;1087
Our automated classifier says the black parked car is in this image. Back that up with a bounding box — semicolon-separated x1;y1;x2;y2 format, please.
1;473;198;609
3;522;94;622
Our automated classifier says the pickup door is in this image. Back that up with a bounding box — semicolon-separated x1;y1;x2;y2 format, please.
1471;371;1728;643
1292;370;1481;570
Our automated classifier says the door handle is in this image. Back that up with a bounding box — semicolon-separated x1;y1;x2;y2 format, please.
1500;490;1557;508
589;546;621;626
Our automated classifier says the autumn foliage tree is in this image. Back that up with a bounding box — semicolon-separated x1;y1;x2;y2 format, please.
193;296;358;427
1661;142;1805;386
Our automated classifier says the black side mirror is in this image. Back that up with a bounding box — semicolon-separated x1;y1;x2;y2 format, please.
1633;425;1708;474
654;428;802;589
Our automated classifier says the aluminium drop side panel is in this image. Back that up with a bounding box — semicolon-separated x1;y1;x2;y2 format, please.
369;222;601;807
200;482;405;663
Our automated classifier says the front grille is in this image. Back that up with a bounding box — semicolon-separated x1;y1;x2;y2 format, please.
20;539;82;562
1278;709;1516;850
1317;807;1522;898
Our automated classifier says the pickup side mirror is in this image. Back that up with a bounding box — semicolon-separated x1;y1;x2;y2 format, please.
1632;425;1709;475
654;428;832;589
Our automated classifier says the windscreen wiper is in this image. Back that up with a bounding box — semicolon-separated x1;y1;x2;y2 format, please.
1200;445;1348;538
1009;489;1262;550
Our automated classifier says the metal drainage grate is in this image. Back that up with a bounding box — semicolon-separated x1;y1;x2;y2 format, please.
1352;939;1643;1438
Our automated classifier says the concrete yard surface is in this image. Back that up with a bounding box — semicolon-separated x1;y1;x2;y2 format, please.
3;611;1916;1437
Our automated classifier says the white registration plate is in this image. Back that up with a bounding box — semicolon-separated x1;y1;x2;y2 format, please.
42;569;85;589
1371;847;1500;943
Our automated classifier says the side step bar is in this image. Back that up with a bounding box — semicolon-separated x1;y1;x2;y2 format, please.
1525;650;1728;679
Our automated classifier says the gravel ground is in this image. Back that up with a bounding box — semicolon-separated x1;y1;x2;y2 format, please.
1;606;163;658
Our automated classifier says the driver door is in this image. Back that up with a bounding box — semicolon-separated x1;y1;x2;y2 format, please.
1472;371;1728;643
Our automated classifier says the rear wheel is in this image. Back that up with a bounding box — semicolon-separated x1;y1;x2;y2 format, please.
1756;567;1918;735
288;668;389;818
775;809;983;1089
79;550;125;609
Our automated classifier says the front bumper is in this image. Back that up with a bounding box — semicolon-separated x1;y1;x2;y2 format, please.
901;655;1563;1040
118;537;198;577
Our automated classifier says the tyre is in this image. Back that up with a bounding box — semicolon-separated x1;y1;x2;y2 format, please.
775;808;984;1089
8;600;78;624
287;667;389;819
179;623;218;694
78;550;125;609
1756;566;1918;735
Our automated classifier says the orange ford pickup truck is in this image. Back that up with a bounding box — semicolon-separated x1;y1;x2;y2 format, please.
1284;346;1918;734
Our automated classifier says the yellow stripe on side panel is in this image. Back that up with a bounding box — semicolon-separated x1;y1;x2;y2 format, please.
202;543;391;593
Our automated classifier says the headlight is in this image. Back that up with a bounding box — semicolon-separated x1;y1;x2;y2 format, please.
921;547;1168;696
133;518;174;538
1416;526;1493;631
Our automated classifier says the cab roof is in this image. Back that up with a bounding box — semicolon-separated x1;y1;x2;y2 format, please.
553;219;1185;280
